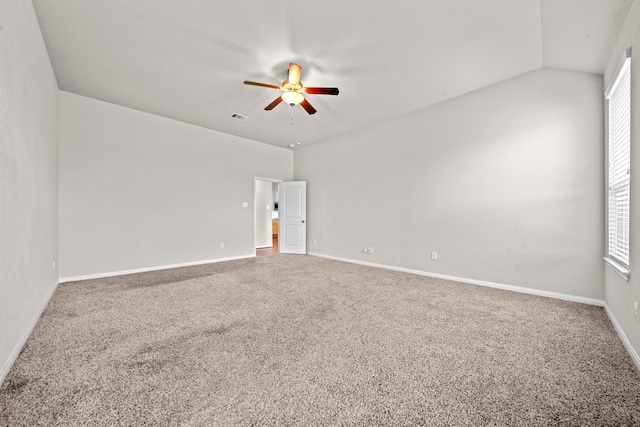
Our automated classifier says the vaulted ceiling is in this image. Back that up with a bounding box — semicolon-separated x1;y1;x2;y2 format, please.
32;0;633;149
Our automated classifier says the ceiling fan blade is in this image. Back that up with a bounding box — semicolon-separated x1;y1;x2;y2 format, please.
288;63;302;85
244;80;281;90
300;98;317;115
265;96;283;110
304;87;340;95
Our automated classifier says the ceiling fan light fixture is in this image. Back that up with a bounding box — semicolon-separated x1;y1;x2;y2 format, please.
244;63;338;114
281;91;304;106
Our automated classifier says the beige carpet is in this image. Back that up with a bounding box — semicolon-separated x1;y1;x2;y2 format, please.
1;254;639;426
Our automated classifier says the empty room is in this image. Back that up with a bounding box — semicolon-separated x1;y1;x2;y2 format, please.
2;0;640;425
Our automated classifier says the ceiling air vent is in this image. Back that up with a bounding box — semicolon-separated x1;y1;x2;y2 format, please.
230;113;247;121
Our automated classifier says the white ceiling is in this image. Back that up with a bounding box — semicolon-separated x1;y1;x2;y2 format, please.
32;0;633;149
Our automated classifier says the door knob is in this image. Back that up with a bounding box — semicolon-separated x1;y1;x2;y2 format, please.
301;220;305;223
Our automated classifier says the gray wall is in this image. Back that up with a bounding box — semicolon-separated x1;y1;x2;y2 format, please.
603;0;640;360
295;68;604;300
0;2;59;379
59;92;293;279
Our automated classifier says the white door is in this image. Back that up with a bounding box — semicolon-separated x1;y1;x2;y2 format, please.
279;181;306;254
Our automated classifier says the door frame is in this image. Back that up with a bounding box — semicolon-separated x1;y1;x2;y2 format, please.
253;177;282;257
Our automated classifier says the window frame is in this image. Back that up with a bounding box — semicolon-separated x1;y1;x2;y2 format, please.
604;47;632;281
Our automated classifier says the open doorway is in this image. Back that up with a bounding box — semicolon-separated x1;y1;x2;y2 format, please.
254;178;280;257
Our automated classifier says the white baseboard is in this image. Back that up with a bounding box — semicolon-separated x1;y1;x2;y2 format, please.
0;281;59;386
308;252;640;371
308;252;604;306
7;253;638;388
255;245;273;249
59;254;255;283
604;304;640;371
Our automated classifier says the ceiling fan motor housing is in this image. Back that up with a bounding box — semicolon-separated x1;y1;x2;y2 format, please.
282;80;303;93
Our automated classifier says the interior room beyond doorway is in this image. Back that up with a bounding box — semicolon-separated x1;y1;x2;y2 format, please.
255;179;279;256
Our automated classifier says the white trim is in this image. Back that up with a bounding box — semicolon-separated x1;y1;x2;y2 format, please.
308;252;640;371
605;49;632;269
256;245;273;249
603;257;630;281
0;281;59;386
254;177;282;258
5;256;639;388
604;304;640;371
605;47;632;98
308;252;604;306
59;255;254;283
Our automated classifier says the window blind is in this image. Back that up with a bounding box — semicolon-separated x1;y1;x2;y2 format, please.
605;50;631;268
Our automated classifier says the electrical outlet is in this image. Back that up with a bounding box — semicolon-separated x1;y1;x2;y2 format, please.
363;247;373;254
220;242;225;249
634;302;639;323
431;252;438;260
368;247;373;254
313;239;317;244
52;260;55;270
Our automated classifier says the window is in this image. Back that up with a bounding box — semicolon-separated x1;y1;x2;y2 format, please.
605;48;631;280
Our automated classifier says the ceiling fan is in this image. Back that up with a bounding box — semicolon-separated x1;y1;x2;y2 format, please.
244;63;339;115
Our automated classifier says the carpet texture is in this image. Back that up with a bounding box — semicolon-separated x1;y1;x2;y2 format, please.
1;254;639;426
